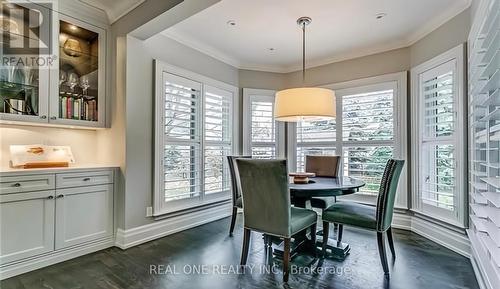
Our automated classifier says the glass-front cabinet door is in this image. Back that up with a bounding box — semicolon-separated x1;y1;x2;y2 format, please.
49;14;106;127
0;2;50;123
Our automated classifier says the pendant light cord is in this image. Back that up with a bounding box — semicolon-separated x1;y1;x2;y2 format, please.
302;22;306;83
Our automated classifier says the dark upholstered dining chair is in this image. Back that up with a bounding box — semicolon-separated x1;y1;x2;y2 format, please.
236;159;317;283
227;155;251;236
305;155;341;210
321;159;405;277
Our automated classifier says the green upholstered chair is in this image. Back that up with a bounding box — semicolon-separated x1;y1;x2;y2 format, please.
321;159;405;277
305;155;341;210
235;159;317;283
227;155;252;236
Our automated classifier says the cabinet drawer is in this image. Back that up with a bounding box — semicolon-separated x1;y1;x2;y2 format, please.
0;175;55;194
56;170;113;188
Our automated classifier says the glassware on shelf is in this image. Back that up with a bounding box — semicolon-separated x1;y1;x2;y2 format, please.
67;72;79;92
59;70;67;86
79;75;90;96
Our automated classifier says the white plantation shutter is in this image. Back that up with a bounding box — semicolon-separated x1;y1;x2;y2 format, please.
296;119;336;171
412;47;466;225
163;73;202;203
420;68;457;211
251;100;277;158
341;88;395;195
468;0;500;281
204;85;232;196
342;90;394;141
243;89;284;159
155;63;237;215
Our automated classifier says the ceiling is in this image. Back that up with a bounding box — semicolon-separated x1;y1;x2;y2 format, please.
79;0;145;23
162;0;471;73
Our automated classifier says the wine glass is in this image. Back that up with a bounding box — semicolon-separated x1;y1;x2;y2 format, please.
67;72;79;92
59;70;67;86
79;75;90;96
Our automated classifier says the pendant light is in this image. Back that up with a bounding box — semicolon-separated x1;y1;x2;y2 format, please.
274;17;336;122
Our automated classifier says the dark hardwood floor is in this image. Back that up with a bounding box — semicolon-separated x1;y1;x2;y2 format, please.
1;215;479;289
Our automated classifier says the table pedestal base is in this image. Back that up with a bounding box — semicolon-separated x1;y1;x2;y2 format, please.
316;235;350;260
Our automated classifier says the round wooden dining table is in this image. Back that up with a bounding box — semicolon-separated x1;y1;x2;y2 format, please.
289;176;365;206
278;177;366;260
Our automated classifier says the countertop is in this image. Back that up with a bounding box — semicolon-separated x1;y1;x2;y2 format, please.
0;164;119;175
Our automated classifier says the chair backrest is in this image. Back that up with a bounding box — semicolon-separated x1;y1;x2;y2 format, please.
375;159;405;232
227;155;251;206
235;159;292;237
305;155;341;177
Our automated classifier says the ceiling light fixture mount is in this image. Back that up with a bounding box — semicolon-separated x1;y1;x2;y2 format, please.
226;20;236;26
375;13;387;19
274;16;336;122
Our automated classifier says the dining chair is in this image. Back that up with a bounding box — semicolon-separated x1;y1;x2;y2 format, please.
236;159;317;283
227;155;252;236
321;159;404;277
305;155;341;210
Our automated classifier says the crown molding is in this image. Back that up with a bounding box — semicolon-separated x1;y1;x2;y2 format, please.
163;0;472;73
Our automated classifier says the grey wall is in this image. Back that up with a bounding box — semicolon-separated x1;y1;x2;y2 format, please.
284;47;411;87
410;9;471;67
123;35;239;229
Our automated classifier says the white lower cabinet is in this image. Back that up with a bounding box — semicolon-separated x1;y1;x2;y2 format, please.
0;191;55;264
0;168;115;278
55;184;113;249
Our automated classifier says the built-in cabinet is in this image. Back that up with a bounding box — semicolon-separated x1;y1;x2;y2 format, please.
0;2;108;128
467;0;500;288
0;168;115;279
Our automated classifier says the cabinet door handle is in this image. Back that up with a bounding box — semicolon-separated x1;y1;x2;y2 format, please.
40;115;47;119
57;194;64;198
12;182;21;187
50;116;57;120
83;177;91;182
47;196;54;199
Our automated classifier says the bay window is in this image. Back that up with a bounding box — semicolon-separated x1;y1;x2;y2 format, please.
154;61;238;215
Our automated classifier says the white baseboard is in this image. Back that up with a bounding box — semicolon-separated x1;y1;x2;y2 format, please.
0;237;114;280
392;211;470;257
115;203;232;249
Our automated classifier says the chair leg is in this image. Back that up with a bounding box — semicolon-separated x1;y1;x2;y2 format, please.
240;228;251;266
377;232;390;277
283;238;291;283
322;221;329;256
310;223;317;255
229;206;238;236
387;227;396;258
337;224;344;247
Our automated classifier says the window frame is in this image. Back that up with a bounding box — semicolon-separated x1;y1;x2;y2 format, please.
242;88;285;158
288;72;408;208
154;60;240;216
411;44;466;227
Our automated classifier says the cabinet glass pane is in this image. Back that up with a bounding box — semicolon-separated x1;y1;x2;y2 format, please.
58;20;98;121
0;4;43;117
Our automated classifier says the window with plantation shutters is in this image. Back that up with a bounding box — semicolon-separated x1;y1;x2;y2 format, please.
341;88;395;194
289;76;406;203
296;119;336;172
163;73;202;203
204;86;232;196
155;62;237;215
411;45;466;226
243;89;284;159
